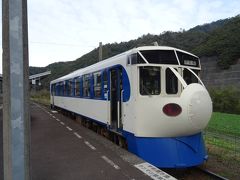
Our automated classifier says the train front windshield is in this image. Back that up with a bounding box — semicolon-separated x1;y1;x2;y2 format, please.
139;67;161;95
183;69;199;85
139;66;201;96
137;50;202;96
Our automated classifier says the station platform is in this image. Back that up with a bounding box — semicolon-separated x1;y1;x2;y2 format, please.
1;102;176;180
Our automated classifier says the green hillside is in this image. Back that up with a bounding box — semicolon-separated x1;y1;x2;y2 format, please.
193;15;240;68
30;15;240;88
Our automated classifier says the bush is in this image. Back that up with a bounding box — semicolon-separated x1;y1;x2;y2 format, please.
30;89;50;106
209;87;240;114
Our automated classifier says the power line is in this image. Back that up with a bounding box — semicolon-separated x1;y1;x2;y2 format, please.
30;41;96;47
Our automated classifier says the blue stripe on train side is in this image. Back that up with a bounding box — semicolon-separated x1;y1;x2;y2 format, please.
122;66;130;102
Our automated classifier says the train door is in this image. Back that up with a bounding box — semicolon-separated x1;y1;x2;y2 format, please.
110;67;123;130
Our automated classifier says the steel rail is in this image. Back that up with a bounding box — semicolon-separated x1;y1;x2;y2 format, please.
197;167;229;180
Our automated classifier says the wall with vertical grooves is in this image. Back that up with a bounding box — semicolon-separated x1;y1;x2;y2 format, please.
201;56;240;88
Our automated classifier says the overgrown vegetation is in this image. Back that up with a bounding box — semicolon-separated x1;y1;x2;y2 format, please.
30;89;50;106
209;87;240;114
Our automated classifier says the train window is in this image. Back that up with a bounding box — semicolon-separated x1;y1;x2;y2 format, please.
55;83;58;96
127;56;131;64
140;50;178;64
177;51;199;67
67;81;70;96
62;81;65;95
75;78;81;97
57;82;61;96
139;66;160;95
83;74;91;97
103;71;108;99
130;53;145;64
64;81;68;96
183;69;199;85
67;80;72;96
60;82;64;96
166;68;178;94
94;72;102;98
59;83;62;95
56;84;59;96
69;79;74;96
80;77;83;96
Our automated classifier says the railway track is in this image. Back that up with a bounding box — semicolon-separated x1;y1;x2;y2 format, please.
196;167;229;180
163;166;229;180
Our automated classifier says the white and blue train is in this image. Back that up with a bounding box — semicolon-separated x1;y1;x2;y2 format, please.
50;46;212;168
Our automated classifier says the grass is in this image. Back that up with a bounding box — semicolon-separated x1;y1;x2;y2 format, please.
30;89;50;106
206;112;240;137
205;135;239;151
204;112;240;175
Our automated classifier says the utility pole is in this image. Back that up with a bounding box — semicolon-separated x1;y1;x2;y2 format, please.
153;41;159;46
99;42;102;62
2;0;30;179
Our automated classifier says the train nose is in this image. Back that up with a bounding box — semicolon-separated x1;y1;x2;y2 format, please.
181;83;212;132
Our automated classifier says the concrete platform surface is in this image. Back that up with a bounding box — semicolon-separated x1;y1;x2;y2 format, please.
0;102;175;180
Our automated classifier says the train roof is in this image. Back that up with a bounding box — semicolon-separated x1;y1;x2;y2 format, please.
51;46;198;84
135;46;198;58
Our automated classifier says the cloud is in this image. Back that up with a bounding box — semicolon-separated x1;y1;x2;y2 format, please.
0;0;239;73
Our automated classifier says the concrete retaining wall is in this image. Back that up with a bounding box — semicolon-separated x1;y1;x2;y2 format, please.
200;57;240;88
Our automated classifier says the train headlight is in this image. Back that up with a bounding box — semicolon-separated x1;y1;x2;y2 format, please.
162;103;182;116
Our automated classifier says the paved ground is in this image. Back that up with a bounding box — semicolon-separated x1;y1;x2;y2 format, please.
0;102;175;180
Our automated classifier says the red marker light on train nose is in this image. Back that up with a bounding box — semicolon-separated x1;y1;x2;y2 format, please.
163;103;182;116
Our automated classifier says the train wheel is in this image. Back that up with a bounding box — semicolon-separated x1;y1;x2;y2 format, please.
118;136;127;149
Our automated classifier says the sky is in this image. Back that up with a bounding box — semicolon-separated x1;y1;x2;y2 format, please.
1;0;240;73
